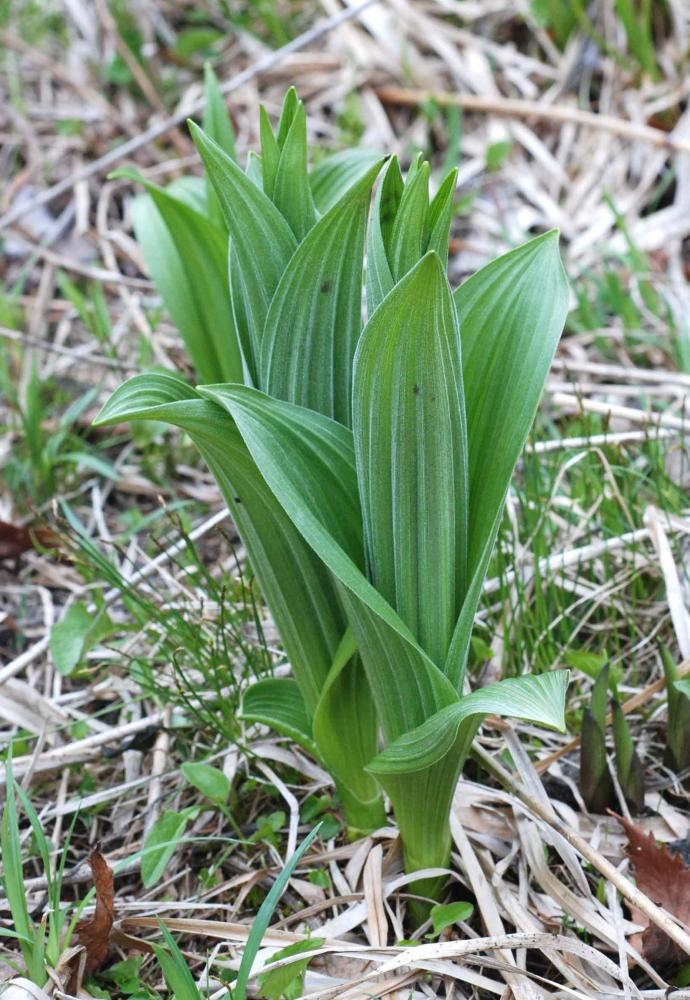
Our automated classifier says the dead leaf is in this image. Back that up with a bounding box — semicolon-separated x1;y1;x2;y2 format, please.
616;813;690;968
66;849;152;994
0;520;57;561
70;850;116;989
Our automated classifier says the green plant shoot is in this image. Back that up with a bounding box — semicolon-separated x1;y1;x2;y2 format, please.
97;89;570;906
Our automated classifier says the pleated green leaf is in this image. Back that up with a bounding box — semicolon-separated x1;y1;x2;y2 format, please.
310;149;384;214
127;174;242;384
366;158;457;316
369;668;568;887
445;230;569;687
202;63;236;159
663;647;690;772
389;160;430;279
246;150;264;188
272;100;317;240
276;86;299;147
590;664;610;729
579;710;613;814
197;384;457;740
240;678;318;757
160;175;207;214
189;121;297;377
366;156;403;315
369;670;569;775
612;699;645;814
427;167;457;267
202;63;236;224
93;373;344;714
260;161;383;425
199;385;363;560
103;91;574;892
259;105;281;198
313;629;385;831
353;252;468;665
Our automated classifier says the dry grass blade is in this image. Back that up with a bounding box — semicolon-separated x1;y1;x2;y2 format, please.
376;85;690;154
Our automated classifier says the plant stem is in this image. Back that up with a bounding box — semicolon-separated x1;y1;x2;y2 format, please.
336;783;386;836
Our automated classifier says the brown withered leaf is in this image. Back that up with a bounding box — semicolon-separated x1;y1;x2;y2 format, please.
66;849;152;994
616;813;690;968
68;850;116;992
0;520;57;561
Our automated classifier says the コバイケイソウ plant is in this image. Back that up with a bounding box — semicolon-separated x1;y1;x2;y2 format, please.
97;89;570;901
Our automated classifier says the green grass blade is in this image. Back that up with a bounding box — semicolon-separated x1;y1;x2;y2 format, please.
1;767;32;947
446;230;569;687
1;764;45;984
261;161;383;425
353;252;468;665
13;784;64;965
233;823;321;1000
153;920;202;1000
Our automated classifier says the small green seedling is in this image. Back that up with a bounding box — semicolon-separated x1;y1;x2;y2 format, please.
579;664;645;814
428;901;474;938
612;699;645;814
181;761;231;806
662;646;690;778
140;808;196;888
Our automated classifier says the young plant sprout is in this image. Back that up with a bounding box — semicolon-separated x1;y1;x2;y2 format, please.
97;86;570;908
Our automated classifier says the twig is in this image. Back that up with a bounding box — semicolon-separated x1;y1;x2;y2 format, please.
551;357;690;388
376;85;690;155
8;237;154;289
0;0;381;232
527;428;678;453
552;392;690;431
0;325;138;372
